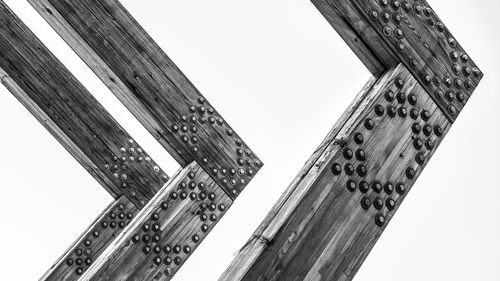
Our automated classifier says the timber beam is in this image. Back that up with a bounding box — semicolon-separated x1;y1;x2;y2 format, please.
219;0;483;280
29;0;263;200
0;1;168;208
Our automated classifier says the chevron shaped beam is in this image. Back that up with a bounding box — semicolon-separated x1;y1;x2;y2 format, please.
29;0;262;200
219;1;483;280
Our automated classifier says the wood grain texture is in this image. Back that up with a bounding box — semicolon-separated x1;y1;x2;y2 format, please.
78;162;232;281
219;64;451;281
40;196;138;281
313;0;483;122
0;1;168;207
29;0;262;199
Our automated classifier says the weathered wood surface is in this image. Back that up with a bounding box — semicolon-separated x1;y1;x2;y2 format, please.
40;196;138;281
220;64;451;280
29;0;262;199
78;162;232;281
312;0;483;121
0;1;169;207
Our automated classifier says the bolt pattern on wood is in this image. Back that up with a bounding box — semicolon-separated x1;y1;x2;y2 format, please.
0;0;262;280
220;1;483;281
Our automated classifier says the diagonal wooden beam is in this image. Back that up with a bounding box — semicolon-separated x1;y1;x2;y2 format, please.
0;1;168;208
219;1;483;279
79;161;232;280
312;0;483;122
29;0;263;200
40;196;139;280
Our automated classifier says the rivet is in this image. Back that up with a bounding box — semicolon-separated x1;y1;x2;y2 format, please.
359;181;369;193
448;104;457;116
154;256;162;265
344;163;355;175
396;182;406;194
66;258;74;266
375;214;386;226
452;64;461;75
173;245;181;254
425;139;435;150
396;92;406;104
472;68;481;77
192;234;200;243
170;192;178;200
465;80;474;90
357;165;367;177
445;91;455;101
198;97;205;104
356;149;366;161
164;257;172;265
408;93;417;105
343;148;353;160
346;180;357;192
165;267;173;275
460;53;469;63
395;78;404;88
364;119;375;130
435;90;444;100
434;125;444;136
415;152;425;165
201;224;209;232
361;197;372;210
75;268;83;275
420;110;430;121
450;51;458;61
412;123;421;134
409;59;418;69
436;21;445;32
382;12;390;22
374;197;383;210
370;10;379;19
410;108;419;119
372;181;383;193
384;182;394;194
200;213;207;221
354;133;364;144
383;26;392;37
396;43;405;52
386;198;396;210
387;105;397;117
394;28;403;39
110;221;117;228
75;258;83;265
433;76;442;86
456;92;465;103
448;37;457;48
374;104;385;116
423;125;432;136
219;204;226;211
379;0;388;6
406;167;416;179
184;246;192;254
398;107;407;118
423;75;432;85
174;257;182;265
143;245;151;254
455;79;463;88
385;90;395;102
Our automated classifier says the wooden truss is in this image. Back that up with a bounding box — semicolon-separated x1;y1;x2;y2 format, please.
0;0;262;280
219;0;482;280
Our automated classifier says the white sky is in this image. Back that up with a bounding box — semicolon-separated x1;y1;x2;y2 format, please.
0;0;498;280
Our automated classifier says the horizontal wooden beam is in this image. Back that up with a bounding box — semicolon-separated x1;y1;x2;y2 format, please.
0;1;169;207
312;0;483;122
29;0;263;199
79;162;232;280
40;196;138;280
219;63;451;280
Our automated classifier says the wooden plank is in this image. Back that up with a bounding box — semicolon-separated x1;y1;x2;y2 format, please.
219;63;452;280
310;0;398;76
77;162;232;280
40;196;138;280
0;1;169;207
29;0;263;199
312;0;483;122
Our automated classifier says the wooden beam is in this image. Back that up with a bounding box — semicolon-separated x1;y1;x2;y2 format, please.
29;0;263;200
219;63;452;280
312;0;483;122
40;196;138;280
0;1;168;207
77;162;232;280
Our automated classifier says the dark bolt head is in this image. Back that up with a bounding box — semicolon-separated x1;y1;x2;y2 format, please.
408;93;417;105
410;108;419;119
354;133;364;144
359;181;369;193
421;110;431;121
395;77;405;88
372;181;383;193
456;92;465;103
356;149;366;161
375;104;385;116
396;182;406;195
396;92;406;103
344;163;355;175
346;180;357;192
423;125;432;136
374;198;384;210
364;119;375;130
384;182;394;194
406;167;416;179
415;152;425;165
143;245;151;254
343;148;353;160
357;165;368;177
412;123;421;134
398;107;408;118
385;90;395;102
375;214;386;227
387;106;397;117
414;138;423;150
434;125;444;136
386;198;396;210
361;197;372;210
425;139;435;150
331;163;342;175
